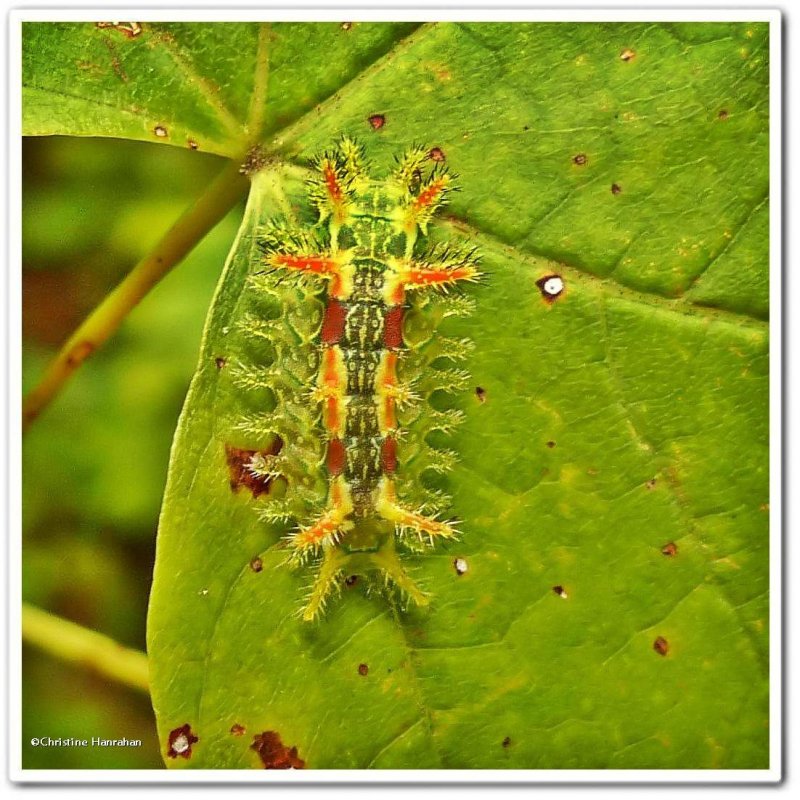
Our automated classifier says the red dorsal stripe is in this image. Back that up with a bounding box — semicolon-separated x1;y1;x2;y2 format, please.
383;305;404;349
322;299;347;344
323;163;342;202
326;438;346;476
381;436;398;475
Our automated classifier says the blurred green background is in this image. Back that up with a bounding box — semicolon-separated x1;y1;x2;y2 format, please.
22;136;243;768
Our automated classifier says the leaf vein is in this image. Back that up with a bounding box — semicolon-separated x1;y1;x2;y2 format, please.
147;23;246;144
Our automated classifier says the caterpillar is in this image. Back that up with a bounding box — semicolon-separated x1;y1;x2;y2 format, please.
236;137;480;621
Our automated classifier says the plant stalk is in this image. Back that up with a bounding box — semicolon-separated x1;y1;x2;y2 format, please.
21;603;149;695
22;158;249;433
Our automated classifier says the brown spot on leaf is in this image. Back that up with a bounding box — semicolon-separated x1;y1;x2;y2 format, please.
718;109;729;120
358;663;369;676
611;183;622;195
167;724;198;759
230;723;246;736
75;59;104;77
187;138;199;150
341;21;353;31
620;48;636;62
645;477;658;490
572;153;588;166
546;440;556;448
225;439;283;498
100;37;129;83
653;636;669;656
153;125;168;138
475;386;487;403
552;585;568;599
661;542;678;557
250;731;305;769
502;736;512;748
214;356;226;369
368;113;386;130
428;146;446;162
250;556;264;573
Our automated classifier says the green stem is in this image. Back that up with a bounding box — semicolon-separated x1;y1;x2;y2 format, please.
22;158;249;433
22;603;149;695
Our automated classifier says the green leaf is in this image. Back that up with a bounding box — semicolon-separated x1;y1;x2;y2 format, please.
137;21;767;768
22;21;418;157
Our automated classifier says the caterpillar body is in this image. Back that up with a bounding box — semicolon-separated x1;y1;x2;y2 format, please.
236;138;480;620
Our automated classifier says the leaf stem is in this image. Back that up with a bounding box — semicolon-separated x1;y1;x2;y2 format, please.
21;603;149;695
22;158;249;433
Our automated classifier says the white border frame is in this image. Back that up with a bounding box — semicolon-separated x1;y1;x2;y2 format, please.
6;4;782;785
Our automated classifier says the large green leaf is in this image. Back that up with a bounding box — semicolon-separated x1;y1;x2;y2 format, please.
25;21;770;768
22;21;418;156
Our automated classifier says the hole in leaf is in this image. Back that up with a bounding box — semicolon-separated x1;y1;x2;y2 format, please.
653;636;669;656
536;274;565;302
611;183;622;195
453;557;469;575
620;48;636;61
95;21;142;38
572;153;588;166
167;724;198;759
428;147;446;162
358;663;369;676
475;386;487;403
661;542;678;557
552;585;568;599
230;723;246;736
153;125;168;138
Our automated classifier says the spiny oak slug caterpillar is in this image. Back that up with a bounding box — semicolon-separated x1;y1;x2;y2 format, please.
233;137;481;620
